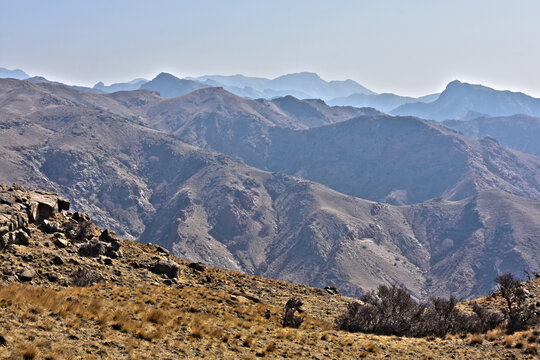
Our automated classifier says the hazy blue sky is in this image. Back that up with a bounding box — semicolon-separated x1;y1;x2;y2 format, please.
1;0;539;97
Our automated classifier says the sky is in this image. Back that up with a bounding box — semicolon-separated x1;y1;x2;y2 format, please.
1;0;540;97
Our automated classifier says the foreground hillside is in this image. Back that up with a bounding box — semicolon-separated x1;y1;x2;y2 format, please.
1;184;538;359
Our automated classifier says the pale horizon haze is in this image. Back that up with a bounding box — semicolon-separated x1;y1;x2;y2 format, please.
1;0;540;97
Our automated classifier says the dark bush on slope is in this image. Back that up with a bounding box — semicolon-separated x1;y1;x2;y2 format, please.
495;273;538;332
335;284;503;337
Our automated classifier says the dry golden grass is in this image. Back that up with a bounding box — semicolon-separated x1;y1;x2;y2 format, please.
466;334;484;345
0;218;538;359
486;327;505;341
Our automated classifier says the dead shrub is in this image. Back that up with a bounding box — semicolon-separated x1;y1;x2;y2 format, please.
466;334;483;345
145;309;166;325
336;283;503;337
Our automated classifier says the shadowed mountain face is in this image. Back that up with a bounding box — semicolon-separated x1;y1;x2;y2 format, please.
328;92;440;113
1;78;539;300
443;114;540;157
392;80;540;120
139;92;540;204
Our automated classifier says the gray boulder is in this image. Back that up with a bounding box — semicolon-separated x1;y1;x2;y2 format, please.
42;219;62;233
18;267;36;282
78;240;106;257
149;260;180;279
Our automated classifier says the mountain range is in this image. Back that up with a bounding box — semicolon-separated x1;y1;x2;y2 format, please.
117;86;540;205
187;72;374;100
93;78;148;93
328;92;440;112
1;78;539;300
4;67;540;119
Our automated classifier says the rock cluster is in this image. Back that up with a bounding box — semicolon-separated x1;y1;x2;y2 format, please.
0;183;69;251
0;183;187;288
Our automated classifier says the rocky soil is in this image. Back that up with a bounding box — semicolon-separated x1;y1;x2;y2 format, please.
0;184;538;359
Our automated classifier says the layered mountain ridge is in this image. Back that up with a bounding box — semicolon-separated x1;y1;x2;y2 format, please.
1;78;539;300
443;114;540;157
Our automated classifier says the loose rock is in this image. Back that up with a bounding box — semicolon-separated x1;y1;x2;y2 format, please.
52;255;64;265
42;219;62;233
150;260;180;279
54;237;69;249
99;228;120;243
78;240;106;257
188;262;206;272
18;267;36;282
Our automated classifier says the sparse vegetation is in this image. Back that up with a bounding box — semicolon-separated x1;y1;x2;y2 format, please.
495;273;537;332
335;283;504;337
0;188;537;359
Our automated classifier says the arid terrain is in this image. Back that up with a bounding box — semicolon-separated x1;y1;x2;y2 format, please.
1;79;539;300
0;184;539;359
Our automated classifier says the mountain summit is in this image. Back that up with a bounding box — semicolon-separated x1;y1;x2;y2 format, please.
392;80;540;120
140;72;209;98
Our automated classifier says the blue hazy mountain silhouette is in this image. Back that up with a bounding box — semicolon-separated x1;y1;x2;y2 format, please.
392;80;540;120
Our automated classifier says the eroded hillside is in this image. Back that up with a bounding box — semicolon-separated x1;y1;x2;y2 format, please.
1;79;539;300
0;184;538;359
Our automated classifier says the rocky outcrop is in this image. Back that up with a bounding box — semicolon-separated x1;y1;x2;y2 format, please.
0;183;70;250
0;184;187;289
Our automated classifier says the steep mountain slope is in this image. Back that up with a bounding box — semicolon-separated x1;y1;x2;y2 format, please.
1;78;539;300
443;114;540;157
392;80;540;120
328;92;439;112
140;72;209;98
158;108;540;204
0;78;142;118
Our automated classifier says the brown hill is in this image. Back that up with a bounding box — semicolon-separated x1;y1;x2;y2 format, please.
1;184;537;359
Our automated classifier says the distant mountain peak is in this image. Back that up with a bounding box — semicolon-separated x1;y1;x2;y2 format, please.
153;72;181;81
140;72;209;98
182;86;232;97
0;67;30;80
274;72;322;80
392;80;540;120
446;79;463;88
